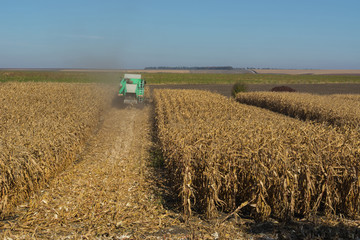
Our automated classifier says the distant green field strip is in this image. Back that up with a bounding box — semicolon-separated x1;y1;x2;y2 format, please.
1;71;360;84
0;71;122;83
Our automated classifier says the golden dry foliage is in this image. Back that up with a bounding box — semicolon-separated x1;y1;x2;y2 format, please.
235;92;360;129
153;89;360;221
1;105;252;239
331;94;360;102
144;85;151;99
0;82;113;218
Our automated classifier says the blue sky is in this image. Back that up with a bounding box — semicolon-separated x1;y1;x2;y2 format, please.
1;0;359;69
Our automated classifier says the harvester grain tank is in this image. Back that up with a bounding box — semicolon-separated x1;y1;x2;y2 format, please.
118;74;146;104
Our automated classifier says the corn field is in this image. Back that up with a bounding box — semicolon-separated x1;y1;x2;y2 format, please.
332;94;360;102
153;89;360;220
0;82;113;218
235;92;360;129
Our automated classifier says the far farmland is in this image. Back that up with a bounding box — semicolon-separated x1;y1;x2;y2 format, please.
1;69;360;85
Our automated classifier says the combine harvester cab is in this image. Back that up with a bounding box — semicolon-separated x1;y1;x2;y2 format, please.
118;74;146;104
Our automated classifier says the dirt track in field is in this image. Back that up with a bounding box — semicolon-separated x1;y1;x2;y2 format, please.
0;106;191;239
150;83;360;96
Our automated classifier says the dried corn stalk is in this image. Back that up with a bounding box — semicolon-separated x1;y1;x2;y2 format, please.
0;82;113;218
235;92;360;129
154;89;360;220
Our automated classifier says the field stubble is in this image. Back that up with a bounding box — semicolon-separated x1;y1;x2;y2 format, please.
1;106;178;238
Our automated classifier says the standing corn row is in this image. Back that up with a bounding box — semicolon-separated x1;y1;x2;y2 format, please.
0;82;113;218
235;92;360;129
153;89;360;220
331;94;360;102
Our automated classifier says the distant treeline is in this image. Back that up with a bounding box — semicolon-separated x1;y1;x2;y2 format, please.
144;66;234;70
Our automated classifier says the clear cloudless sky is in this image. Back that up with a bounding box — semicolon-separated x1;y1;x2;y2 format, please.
1;0;359;69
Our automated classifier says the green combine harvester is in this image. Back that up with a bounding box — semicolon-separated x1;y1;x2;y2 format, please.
118;74;146;104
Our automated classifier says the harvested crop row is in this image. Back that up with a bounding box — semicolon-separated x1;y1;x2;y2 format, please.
235;92;360;129
0;82;113;218
153;89;360;221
